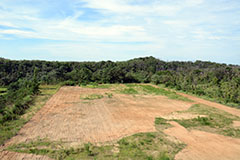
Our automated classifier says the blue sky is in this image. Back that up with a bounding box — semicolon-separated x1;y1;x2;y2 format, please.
0;0;240;64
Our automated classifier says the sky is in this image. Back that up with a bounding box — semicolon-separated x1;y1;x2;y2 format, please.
0;0;239;64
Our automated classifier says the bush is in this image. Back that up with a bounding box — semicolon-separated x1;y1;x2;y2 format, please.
61;80;76;86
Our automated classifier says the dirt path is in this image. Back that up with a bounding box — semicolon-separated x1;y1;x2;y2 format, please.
164;121;240;160
177;92;240;117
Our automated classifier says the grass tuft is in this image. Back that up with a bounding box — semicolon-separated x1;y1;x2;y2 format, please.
81;94;104;100
117;84;192;102
119;88;139;94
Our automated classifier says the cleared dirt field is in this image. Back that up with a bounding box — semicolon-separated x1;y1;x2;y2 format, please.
3;86;191;147
1;85;240;160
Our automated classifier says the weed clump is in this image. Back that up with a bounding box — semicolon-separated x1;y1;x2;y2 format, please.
81;94;104;100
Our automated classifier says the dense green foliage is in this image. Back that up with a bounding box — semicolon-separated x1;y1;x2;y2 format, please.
0;69;40;124
0;85;59;145
0;56;239;105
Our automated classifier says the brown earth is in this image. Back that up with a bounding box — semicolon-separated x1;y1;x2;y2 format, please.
164;121;240;160
1;86;240;160
233;121;240;128
4;86;192;146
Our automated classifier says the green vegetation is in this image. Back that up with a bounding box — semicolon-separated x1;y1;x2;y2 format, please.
105;92;113;98
0;87;7;95
173;104;240;138
116;131;184;160
81;94;104;100
117;84;192;102
0;57;239;107
82;83;112;89
0;85;59;145
155;117;169;125
119;87;139;95
81;92;114;100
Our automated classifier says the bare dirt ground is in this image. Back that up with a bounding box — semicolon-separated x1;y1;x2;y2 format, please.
233;121;240;127
1;86;240;160
164;121;240;160
1;86;192;159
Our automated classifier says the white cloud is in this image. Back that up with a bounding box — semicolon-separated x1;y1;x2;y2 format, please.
0;0;239;64
0;29;33;35
191;29;223;40
80;0;181;16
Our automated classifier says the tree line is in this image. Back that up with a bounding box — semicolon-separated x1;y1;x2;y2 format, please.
0;56;239;106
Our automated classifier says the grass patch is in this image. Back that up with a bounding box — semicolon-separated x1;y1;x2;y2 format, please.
155;117;169;125
7;132;184;160
81;94;104;100
7;139;114;160
117;84;192;102
81;92;113;101
81;83;112;89
173;104;240;138
116;131;184;160
0;85;60;145
119;88;139;94
105;92;113;98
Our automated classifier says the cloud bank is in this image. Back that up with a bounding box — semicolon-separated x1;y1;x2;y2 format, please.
0;0;239;64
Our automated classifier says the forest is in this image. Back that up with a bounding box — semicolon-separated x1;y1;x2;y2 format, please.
0;56;239;125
